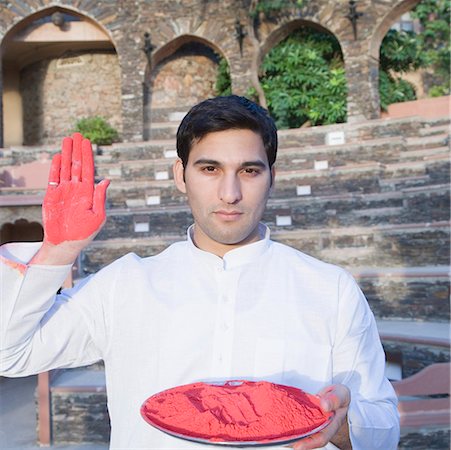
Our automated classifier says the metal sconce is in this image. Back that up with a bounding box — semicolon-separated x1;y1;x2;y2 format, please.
346;0;363;40
235;20;247;56
142;32;155;65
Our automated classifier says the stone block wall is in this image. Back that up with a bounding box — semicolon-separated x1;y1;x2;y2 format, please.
0;0;426;144
20;51;122;145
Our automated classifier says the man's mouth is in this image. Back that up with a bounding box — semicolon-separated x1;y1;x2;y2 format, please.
214;210;243;221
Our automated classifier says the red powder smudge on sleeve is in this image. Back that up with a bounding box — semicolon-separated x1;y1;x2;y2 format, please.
0;255;26;275
142;380;331;442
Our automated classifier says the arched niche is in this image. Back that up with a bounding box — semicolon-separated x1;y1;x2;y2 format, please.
143;35;228;139
0;219;43;244
259;19;344;69
257;20;346;128
1;6;122;147
369;0;422;60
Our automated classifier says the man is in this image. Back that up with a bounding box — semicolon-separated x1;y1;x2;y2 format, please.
0;96;399;449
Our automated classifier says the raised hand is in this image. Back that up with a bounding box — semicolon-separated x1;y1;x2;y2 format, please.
43;133;110;245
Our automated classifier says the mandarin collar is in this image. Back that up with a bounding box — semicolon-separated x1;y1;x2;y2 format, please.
186;223;271;270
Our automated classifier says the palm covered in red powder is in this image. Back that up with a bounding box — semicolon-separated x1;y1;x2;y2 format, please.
43;133;110;245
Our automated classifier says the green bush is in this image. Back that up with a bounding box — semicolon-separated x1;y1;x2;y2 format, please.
74;116;119;145
260;28;347;129
215;57;232;96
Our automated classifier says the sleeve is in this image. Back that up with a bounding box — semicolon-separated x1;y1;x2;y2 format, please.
0;242;108;377
332;270;400;450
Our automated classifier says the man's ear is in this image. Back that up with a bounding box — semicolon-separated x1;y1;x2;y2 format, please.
173;158;187;194
269;165;276;193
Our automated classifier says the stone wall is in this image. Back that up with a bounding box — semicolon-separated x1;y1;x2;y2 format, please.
20;51;122;145
149;42;219;111
0;0;424;143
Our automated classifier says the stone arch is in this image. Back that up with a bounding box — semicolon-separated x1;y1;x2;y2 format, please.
1;5;122;147
256;19;346;128
369;0;422;60
258;19;344;69
143;35;228;139
367;0;423;114
0;219;43;244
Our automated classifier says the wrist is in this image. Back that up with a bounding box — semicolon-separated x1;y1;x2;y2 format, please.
30;240;83;266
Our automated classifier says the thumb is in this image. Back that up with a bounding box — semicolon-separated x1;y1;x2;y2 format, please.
93;179;110;217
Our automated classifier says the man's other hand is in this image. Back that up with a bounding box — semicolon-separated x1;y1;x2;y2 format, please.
291;384;352;450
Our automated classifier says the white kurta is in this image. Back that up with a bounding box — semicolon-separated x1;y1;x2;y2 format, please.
0;226;399;449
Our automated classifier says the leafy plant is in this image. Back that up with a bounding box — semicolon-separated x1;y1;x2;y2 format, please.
74;116;119;145
215;57;232;96
250;0;304;18
259;28;347;129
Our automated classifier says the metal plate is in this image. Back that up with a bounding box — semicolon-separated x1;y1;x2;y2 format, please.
140;380;334;447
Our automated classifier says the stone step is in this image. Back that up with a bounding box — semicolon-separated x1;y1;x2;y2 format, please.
87;221;450;269
145;121;180;140
93;146;450;186
96;186;450;240
82;230;449;323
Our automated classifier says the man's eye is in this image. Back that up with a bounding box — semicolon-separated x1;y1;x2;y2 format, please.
243;168;259;175
202;166;217;172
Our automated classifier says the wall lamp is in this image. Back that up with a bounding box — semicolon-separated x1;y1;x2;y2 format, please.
235;20;247;56
346;0;363;40
142;32;155;65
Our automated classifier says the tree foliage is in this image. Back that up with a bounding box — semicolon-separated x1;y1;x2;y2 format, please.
259;28;347;129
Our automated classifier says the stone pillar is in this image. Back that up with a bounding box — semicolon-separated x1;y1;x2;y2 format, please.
117;45;146;142
345;51;381;122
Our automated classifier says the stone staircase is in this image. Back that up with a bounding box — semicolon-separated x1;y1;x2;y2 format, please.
0;115;449;324
3;112;449;446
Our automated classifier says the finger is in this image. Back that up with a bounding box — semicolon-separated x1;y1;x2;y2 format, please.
60;137;73;181
318;385;350;412
81;137;94;186
292;431;328;450
71;133;83;182
47;153;61;188
93;179;110;217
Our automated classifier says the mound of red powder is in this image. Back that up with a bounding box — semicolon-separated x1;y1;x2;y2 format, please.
141;380;332;443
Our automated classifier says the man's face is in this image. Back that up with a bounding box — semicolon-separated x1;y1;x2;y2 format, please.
174;129;274;257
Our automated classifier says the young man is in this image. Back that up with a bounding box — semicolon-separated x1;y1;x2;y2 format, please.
0;96;399;449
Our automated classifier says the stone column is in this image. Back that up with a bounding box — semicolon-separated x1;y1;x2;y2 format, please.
345;51;381;122
116;44;147;142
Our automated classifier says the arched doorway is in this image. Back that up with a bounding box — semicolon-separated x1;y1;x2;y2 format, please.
0;219;43;244
143;36;228;139
376;0;449;112
1;6;122;147
259;21;347;129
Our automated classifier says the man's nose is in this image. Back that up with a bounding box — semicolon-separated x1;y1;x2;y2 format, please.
219;173;242;204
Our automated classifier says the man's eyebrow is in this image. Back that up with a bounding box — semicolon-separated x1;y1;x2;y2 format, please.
192;159;221;166
192;159;268;169
241;160;268;169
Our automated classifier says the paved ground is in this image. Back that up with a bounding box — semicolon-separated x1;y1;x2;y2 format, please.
0;375;108;450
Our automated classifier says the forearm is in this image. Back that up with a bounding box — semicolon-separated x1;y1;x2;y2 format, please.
0;243;72;374
30;240;85;266
330;418;352;450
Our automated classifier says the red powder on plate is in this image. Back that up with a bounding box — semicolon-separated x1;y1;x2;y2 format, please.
141;380;332;443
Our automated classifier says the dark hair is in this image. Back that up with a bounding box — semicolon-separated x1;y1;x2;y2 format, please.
176;95;278;168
